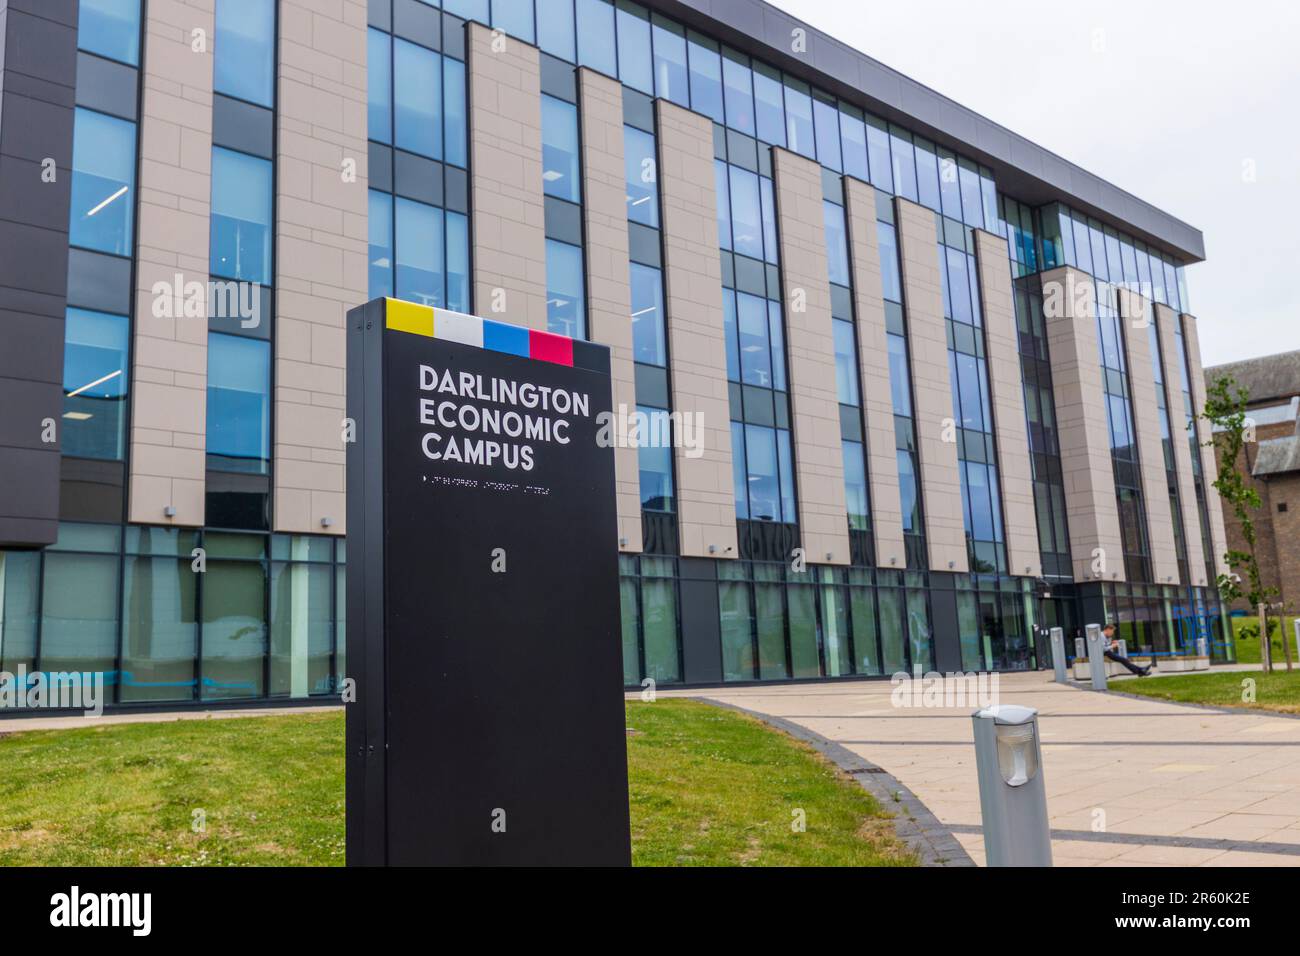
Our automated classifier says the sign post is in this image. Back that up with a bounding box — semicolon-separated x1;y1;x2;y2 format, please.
345;298;631;866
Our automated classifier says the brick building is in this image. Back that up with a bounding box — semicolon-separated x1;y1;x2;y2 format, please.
1205;351;1300;614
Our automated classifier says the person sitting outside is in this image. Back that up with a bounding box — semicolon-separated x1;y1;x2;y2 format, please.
1101;623;1151;677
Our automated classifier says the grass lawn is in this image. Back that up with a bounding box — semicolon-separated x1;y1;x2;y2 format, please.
0;701;914;867
1230;615;1299;665
1120;669;1300;714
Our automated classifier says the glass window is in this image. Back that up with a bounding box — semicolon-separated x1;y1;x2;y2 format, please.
78;0;141;66
62;307;129;460
888;335;912;417
878;586;906;673
542;95;581;202
0;552;40;674
625;126;658;227
728;165;763;259
576;0;616;76
730;421;748;518
394;38;441;159
714;159;731;251
898;449;920;533
788;585;820;678
890;126;917;203
214;0;275;107
866;116;892;193
368;29;392;143
745;424;780;521
641;557;680;682
825;200;850;286
914;137;940;212
783;80;814;159
850;574;880;675
210;147;273;283
368;190;393;299
202;559;267;700
446;211;469;313
843;441;868;530
755;566;787;679
686;33;723;122
270;559;333;697
938;148;962;220
207;332;271;474
443;56;467;168
767;300;787;391
833;319;859;405
395;197;444;306
777;429;796;522
840;108;868;181
722;289;739;381
630;262;665;365
813;96;842;172
752;62;784;146
946;246;972;324
69;108;136;256
722;49;756;136
877;221;902;302
637;405;674;511
620;570;640;684
537;0;576;61
492;0;535;42
718;563;754;681
651;16;688;106
121;548;197;702
615;0;652;93
759;176;778;265
41;551;120;680
736;292;771;388
546;239;586;338
958;158;984;229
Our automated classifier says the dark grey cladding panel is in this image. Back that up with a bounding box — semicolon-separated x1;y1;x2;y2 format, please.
654;0;1205;262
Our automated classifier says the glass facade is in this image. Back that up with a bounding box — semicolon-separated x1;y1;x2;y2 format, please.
17;0;1236;708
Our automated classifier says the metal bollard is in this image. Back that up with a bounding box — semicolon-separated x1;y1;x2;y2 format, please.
1085;623;1108;690
1049;627;1068;684
971;705;1053;866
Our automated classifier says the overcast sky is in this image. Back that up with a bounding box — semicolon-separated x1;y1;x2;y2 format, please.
770;0;1300;367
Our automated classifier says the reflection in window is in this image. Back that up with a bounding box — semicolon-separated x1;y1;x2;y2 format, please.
394;37;441;159
206;333;271;474
69;109;136;256
367;29;392;143
542;95;580;202
636;406;674;512
444;57;467;168
615;1;652;94
78;0;141;66
270;559;333;697
843;441;868;531
492;0;535;42
214;0;276;107
395;197;444;306
537;0;576;60
368;190;393;299
545;238;586;338
202;560;267;700
783;79;815;159
651;16;688;106
62;308;129;460
629;262;665;365
40;552;120;680
576;0;616;77
121;550;197;702
210;147;273;283
624;126;658;227
687;34;723;122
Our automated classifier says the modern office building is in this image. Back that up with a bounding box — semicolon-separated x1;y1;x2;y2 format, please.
1205;350;1300;613
0;0;1233;710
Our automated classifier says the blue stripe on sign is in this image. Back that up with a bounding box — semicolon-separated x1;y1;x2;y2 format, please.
482;318;530;358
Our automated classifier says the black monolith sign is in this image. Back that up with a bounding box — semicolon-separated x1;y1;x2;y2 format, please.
345;297;631;866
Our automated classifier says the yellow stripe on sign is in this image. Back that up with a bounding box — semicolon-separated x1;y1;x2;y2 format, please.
385;298;434;337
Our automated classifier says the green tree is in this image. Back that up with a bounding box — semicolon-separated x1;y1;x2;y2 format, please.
1202;374;1285;671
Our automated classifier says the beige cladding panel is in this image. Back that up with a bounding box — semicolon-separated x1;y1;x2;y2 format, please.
578;68;641;553
1182;312;1231;580
467;23;547;331
843;179;904;568
128;0;215;528
656;101;737;559
973;229;1040;579
893;198;967;573
772;149;848;565
1118;289;1180;584
1155;303;1208;584
273;0;369;535
1040;266;1125;583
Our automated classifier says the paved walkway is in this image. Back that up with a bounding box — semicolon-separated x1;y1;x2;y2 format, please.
0;704;339;733
661;672;1300;866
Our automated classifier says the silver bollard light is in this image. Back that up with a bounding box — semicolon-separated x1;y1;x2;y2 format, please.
1049;626;1068;683
971;704;1052;867
1085;623;1108;690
